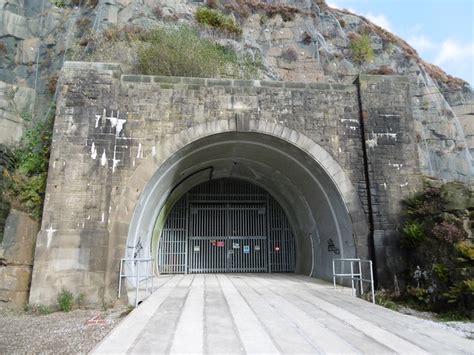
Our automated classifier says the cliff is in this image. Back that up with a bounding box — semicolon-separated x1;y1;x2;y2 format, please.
0;0;472;182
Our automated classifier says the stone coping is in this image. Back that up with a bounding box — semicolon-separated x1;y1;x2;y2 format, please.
62;61;410;92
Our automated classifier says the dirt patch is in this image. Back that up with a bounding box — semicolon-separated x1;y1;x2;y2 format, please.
0;305;128;353
397;306;474;339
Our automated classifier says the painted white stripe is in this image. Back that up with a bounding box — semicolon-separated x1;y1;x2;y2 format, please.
170;274;204;354
245;275;360;354
217;274;280;354
265;276;429;355
92;275;183;354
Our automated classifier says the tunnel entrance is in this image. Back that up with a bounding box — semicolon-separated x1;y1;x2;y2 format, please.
157;179;296;274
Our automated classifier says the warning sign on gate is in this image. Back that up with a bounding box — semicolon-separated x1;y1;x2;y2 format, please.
254;245;260;251
243;245;250;254
217;241;225;247
275;245;280;252
210;240;216;246
194;245;200;252
233;242;240;249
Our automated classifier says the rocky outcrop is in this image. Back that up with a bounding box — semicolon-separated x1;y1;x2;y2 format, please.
0;0;472;182
0;209;39;306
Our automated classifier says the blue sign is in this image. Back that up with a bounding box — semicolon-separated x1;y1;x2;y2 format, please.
243;245;250;254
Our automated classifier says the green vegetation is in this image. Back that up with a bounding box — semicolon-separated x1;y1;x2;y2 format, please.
76;293;86;309
350;33;374;64
72;23;262;79
195;7;242;36
52;0;66;8
401;221;425;248
396;181;473;318
57;288;74;312
3;108;55;220
137;26;261;79
24;303;53;315
374;289;399;311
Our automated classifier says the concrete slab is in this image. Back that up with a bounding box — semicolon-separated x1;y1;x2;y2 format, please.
93;274;473;354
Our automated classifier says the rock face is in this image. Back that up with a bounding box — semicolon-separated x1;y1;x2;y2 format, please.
0;209;39;306
0;0;472;183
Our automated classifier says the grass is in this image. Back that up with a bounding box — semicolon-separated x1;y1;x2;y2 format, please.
137;26;262;79
350;33;374;64
195;7;242;36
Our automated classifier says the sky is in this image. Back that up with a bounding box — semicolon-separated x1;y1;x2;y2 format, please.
327;0;474;86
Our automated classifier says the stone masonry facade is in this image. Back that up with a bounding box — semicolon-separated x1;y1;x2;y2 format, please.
29;62;422;305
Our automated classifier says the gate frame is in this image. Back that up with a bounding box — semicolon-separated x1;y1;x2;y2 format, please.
157;178;296;274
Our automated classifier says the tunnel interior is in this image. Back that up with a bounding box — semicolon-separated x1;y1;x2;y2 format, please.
127;131;362;282
156;178;296;274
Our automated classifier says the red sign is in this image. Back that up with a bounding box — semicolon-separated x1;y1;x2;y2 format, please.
275;246;280;252
216;241;225;248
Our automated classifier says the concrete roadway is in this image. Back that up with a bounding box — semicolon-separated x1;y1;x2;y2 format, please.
93;274;472;354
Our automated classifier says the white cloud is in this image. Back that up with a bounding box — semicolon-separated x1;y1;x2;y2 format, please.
327;2;356;13
365;12;392;31
408;35;436;52
434;39;474;66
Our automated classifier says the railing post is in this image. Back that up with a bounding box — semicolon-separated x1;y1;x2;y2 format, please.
145;260;149;297
332;259;336;289
135;261;140;308
118;259;123;298
370;260;375;304
359;260;364;295
350;261;355;296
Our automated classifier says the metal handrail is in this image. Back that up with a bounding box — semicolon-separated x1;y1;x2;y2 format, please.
118;258;155;307
332;258;375;304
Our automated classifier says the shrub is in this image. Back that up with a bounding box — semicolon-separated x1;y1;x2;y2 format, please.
52;0;66;8
280;47;298;62
25;303;53;315
406;286;430;305
195;7;242;36
350;33;374;64
77;293;86;309
456;240;474;261
399;180;473;318
4;108;55;220
48;74;58;95
57;288;74;312
87;0;98;8
444;280;474;306
137;26;261;79
432;263;449;283
76;17;92;32
401;221;425;248
432;221;466;244
375;289;399;310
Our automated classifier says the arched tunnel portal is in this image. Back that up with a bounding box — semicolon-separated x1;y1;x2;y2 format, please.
125;130;369;282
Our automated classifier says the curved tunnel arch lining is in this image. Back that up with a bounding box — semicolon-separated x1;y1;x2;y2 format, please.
124;129;367;285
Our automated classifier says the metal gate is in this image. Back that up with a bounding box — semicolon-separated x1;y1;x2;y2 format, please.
157;179;295;274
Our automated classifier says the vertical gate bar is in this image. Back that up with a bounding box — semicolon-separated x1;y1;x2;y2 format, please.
266;194;271;273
